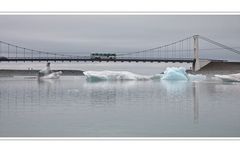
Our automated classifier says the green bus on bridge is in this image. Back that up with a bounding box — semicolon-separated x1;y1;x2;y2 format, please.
90;53;116;60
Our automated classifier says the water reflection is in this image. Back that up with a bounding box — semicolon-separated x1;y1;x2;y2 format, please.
1;78;229;123
193;82;199;123
1;77;240;136
0;78;62;115
0;77;202;122
83;81;141;105
83;80;200;122
86;83;117;105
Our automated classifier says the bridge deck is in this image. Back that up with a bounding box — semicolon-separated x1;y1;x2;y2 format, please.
0;57;195;63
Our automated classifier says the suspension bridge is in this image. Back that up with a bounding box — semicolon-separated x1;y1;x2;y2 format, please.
0;35;240;71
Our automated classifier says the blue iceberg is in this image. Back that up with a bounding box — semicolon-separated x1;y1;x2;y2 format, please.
161;67;189;81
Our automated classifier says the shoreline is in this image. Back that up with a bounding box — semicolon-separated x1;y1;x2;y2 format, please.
0;69;84;77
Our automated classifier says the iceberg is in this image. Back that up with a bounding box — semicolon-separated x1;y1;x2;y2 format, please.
38;62;62;79
41;71;63;79
83;71;151;82
83;67;206;82
38;62;51;76
161;67;189;81
150;74;163;80
215;73;240;82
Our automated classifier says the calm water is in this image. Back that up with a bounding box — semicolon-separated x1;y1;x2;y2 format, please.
0;63;240;137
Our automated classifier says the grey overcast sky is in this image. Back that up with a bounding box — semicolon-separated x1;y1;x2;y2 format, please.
0;15;240;59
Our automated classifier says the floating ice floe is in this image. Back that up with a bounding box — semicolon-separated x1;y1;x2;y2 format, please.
83;67;206;82
38;62;62;79
150;74;163;80
215;73;240;82
83;71;151;81
41;71;63;79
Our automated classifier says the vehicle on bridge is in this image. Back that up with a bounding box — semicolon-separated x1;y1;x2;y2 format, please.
90;53;116;60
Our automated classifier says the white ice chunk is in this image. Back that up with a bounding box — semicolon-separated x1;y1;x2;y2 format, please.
41;71;62;79
215;73;240;82
83;71;151;82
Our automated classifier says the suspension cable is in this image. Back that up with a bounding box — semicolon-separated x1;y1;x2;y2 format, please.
199;35;240;56
117;36;193;56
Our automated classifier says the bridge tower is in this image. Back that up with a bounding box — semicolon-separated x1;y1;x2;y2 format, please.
193;35;201;71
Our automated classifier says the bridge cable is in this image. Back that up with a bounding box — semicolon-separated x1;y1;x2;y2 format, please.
0;41;79;58
117;36;193;57
199;35;240;56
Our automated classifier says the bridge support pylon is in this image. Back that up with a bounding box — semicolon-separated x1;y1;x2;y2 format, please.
193;35;201;72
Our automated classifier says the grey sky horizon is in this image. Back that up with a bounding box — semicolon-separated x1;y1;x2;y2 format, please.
0;15;240;60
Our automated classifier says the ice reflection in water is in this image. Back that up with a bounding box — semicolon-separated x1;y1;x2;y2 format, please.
0;77;240;137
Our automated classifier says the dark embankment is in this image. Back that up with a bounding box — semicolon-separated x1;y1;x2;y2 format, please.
195;62;240;75
0;69;84;77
